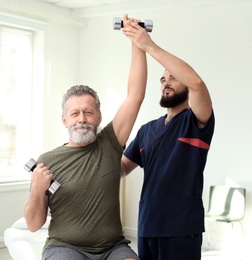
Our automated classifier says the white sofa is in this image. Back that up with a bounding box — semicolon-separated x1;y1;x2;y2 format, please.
4;217;50;260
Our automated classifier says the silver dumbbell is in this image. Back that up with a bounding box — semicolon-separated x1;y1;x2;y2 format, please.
24;158;61;195
113;17;153;32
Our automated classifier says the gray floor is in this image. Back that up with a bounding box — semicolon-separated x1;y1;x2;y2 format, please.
0;247;12;260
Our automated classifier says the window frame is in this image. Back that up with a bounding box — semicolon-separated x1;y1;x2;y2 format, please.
0;12;47;183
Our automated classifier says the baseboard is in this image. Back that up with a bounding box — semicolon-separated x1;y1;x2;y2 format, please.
123;227;137;238
0;236;6;248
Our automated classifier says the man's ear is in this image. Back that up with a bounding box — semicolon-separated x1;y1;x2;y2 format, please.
98;112;102;126
62;115;67;128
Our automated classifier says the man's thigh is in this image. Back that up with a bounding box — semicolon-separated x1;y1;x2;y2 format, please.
106;239;139;260
42;246;87;260
43;239;140;260
138;234;202;260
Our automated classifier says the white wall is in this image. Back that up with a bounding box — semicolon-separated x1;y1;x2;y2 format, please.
1;0;252;257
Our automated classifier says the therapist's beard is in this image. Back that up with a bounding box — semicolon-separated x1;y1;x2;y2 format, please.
69;124;97;144
159;87;189;108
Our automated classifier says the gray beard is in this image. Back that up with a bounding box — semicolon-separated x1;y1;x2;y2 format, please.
69;124;97;144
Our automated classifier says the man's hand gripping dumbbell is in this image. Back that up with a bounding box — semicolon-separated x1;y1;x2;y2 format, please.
113;17;153;32
24;158;61;195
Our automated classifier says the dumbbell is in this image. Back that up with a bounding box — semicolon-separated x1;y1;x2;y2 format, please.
24;158;61;195
113;17;153;32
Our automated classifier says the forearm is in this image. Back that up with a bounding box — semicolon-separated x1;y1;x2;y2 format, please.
128;42;147;103
146;42;205;91
112;42;147;147
121;15;147;102
24;190;48;232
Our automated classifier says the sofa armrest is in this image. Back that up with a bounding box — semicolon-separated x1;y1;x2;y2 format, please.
11;216;51;230
4;217;50;260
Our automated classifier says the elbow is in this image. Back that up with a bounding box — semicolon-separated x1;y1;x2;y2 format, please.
121;156;136;177
26;221;41;232
121;158;131;177
28;226;40;233
121;160;127;177
24;216;45;232
196;78;206;90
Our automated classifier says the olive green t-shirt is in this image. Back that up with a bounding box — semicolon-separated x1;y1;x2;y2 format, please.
38;122;125;253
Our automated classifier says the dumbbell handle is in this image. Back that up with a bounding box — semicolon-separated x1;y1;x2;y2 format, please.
24;158;61;195
113;17;153;32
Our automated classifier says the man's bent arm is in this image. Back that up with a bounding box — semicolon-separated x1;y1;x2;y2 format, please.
127;26;212;126
24;163;51;231
146;43;212;125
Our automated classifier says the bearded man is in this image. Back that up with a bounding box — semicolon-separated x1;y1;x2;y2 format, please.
24;14;148;260
121;22;215;260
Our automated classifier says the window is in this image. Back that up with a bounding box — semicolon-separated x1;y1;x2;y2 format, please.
0;18;45;182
